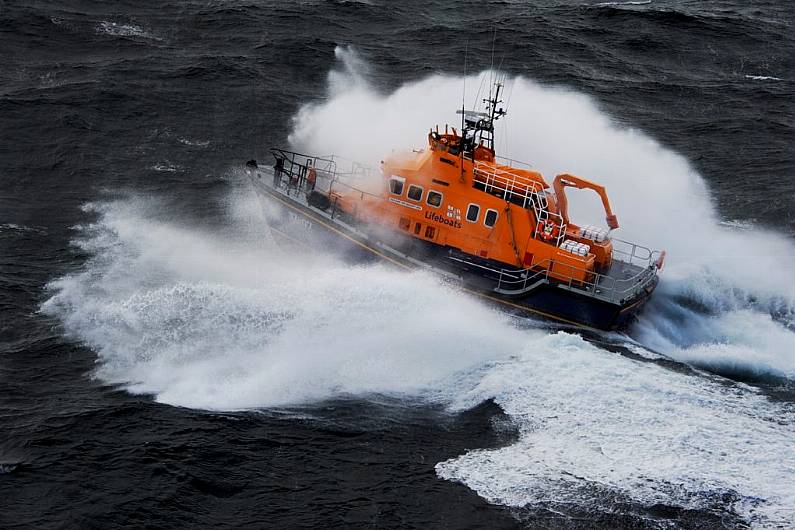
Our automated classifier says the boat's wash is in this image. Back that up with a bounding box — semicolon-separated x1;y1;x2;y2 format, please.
246;82;664;330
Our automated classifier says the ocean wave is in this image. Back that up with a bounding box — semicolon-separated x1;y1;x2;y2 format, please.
437;332;795;527
42;197;527;410
150;163;183;173
41;46;795;527
0;223;46;234
290;47;795;384
177;137;210;148
96;21;160;41
41;195;795;524
744;75;783;81
593;0;652;6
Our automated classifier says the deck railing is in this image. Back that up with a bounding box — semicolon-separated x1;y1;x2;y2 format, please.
448;239;661;303
473;161;567;247
269;149;377;197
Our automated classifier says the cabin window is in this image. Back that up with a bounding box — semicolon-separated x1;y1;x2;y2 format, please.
425;226;436;239
399;217;411;231
407;184;423;202
389;176;405;195
427;190;443;208
484;209;499;228
414;222;422;235
466;204;480;222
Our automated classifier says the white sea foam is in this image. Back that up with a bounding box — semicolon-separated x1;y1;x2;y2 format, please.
43;47;795;526
0;223;44;234
43;198;528;410
177;137;210;148
150;163;182;173
42;195;795;524
290;48;795;524
594;0;652;6
96;21;160;41
290;47;795;382
744;75;783;81
437;332;795;526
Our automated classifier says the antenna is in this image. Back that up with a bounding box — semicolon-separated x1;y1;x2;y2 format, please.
462;39;468;135
460;39;469;183
486;27;497;110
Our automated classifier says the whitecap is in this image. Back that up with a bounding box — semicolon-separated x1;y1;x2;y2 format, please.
150;163;182;173
96;21;160;41
594;0;652;6
177;137;210;148
744;75;783;81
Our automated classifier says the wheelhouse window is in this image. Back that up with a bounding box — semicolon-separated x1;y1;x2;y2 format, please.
466;204;480;222
427;190;443;208
484;209;498;228
407;184;423;202
389;176;405;195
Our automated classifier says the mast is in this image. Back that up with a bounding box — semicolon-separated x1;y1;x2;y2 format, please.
460;42;468;182
456;80;506;159
481;81;506;152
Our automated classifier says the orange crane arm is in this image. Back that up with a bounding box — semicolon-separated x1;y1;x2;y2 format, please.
552;173;619;229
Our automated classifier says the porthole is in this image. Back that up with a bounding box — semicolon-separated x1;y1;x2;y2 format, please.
484;209;498;227
407;184;423;202
466;203;480;222
427;190;443;208
389;176;405;195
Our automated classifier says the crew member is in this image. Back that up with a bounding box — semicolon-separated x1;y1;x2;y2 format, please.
307;162;317;191
273;157;284;187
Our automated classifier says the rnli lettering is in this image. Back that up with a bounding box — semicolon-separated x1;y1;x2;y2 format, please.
425;211;462;229
388;197;422;211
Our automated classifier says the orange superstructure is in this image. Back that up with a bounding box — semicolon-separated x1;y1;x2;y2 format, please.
251;81;664;329
326;84;621;286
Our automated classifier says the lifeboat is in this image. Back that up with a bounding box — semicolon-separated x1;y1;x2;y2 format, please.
245;83;664;330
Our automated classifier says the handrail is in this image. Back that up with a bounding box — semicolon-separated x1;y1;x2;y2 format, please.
473;162;544;197
611;238;656;268
271;148;337;169
270;148;345;198
494;155;533;170
449;242;660;302
473;162;568;247
270;148;381;198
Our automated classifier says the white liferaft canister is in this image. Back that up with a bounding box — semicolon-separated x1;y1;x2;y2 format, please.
579;224;608;243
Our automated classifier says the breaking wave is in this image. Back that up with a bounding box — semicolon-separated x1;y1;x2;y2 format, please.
291;46;795;383
593;0;652;6
42;47;795;525
744;75;784;81
42;197;528;410
437;332;795;527
96;21;160;41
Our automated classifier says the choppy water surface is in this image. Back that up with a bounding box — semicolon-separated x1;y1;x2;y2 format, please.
2;1;794;528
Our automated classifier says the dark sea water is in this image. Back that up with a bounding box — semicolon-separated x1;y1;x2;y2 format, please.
2;1;795;528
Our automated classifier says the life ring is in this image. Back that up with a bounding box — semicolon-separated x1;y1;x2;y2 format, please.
536;219;559;241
